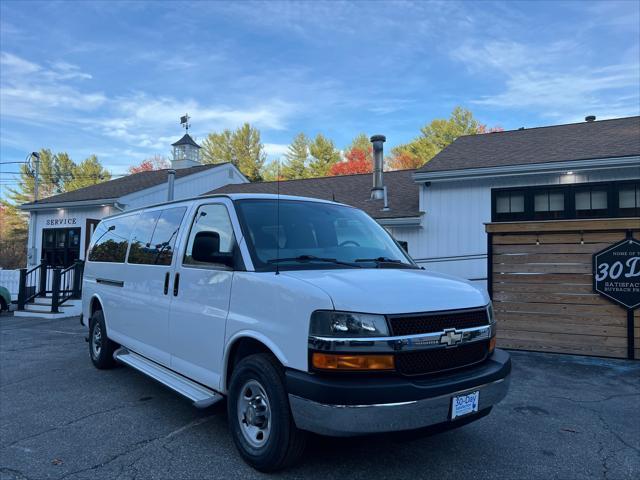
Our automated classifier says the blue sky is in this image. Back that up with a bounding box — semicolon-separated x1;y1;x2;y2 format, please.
1;0;639;196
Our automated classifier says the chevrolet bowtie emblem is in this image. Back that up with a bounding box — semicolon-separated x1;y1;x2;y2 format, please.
439;329;463;347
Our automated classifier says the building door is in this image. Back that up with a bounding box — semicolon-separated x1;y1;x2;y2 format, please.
42;228;81;267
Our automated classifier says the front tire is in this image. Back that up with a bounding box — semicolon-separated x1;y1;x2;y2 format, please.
89;310;118;369
227;353;306;472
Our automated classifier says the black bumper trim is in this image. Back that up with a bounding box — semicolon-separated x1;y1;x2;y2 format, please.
286;348;511;405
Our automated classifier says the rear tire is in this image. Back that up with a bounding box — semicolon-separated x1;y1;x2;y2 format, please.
89;310;118;369
227;353;306;472
0;298;7;313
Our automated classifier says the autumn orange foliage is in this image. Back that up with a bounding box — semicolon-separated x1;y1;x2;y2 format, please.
128;156;170;174
328;148;373;176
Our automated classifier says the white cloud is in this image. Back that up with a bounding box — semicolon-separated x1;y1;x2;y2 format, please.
452;40;640;120
1;51;299;158
0;51;105;121
263;143;289;158
94;93;298;151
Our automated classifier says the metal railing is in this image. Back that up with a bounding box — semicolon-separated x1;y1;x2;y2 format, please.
17;262;47;309
17;260;84;313
57;261;84;309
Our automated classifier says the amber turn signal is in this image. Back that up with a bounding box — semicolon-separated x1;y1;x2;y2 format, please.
312;353;395;371
489;336;497;353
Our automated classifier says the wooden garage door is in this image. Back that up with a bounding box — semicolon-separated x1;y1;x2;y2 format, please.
486;218;640;359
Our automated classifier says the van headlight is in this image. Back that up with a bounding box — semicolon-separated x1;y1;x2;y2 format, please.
487;302;496;324
310;311;389;337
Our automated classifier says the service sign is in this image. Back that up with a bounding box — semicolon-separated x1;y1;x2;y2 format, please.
593;238;640;310
45;217;78;226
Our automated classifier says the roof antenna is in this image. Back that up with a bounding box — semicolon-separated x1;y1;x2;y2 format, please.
275;158;281;275
332;191;335;202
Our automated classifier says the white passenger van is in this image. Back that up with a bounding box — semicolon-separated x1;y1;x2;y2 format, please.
82;194;511;471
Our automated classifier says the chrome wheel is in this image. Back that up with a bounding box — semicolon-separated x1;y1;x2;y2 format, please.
91;323;102;358
237;379;272;448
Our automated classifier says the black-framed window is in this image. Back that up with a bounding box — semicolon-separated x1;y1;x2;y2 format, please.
494;190;525;221
491;180;639;222
575;187;608;218
533;190;565;220
618;183;640;217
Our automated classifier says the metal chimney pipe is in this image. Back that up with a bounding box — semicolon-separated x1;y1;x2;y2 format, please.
167;169;176;201
370;134;386;200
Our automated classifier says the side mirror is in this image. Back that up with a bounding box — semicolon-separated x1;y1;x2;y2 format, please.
192;231;234;268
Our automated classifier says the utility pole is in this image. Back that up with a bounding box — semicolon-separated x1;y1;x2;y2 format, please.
32;152;41;202
28;152;41;267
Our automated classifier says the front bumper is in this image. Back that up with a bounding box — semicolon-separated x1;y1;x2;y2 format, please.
287;348;511;436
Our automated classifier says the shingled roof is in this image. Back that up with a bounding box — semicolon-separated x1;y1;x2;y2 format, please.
416;116;640;174
23;164;224;207
209;169;420;220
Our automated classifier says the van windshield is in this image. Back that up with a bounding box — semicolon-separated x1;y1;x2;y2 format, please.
234;199;416;271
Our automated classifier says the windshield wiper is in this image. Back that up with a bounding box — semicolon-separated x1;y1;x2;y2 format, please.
268;255;361;268
355;257;419;268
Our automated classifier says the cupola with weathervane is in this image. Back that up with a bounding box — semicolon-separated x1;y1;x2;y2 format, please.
171;113;202;169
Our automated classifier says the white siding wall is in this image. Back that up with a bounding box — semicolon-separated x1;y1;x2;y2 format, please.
388;166;640;290
121;164;244;209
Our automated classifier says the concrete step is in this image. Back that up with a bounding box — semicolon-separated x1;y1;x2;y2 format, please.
30;297;80;305
14;309;72;319
28;303;56;312
16;300;82;318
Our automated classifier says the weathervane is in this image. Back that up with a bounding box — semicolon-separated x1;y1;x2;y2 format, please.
180;113;191;132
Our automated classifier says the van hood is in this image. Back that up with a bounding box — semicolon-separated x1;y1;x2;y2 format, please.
283;268;488;314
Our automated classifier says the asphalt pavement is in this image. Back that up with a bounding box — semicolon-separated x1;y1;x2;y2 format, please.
1;314;639;480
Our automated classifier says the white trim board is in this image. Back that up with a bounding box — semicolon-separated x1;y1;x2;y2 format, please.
413;156;640;183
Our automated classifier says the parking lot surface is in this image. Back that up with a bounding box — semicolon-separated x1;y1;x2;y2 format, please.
1;314;639;480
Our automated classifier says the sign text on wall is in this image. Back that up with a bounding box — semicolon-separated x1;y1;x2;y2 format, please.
45;217;78;226
593;238;640;311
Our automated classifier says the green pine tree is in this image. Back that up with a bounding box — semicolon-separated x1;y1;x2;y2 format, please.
201;124;266;181
308;134;340;178
200;130;235;165
232;123;266;182
391;106;483;163
65;155;111;191
282;133;310;180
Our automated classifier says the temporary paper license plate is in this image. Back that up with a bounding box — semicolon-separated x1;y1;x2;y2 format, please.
451;391;479;419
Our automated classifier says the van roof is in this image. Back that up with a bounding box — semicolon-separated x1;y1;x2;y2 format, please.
100;193;340;221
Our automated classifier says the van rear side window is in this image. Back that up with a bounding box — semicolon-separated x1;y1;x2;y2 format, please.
88;214;137;263
128;207;187;265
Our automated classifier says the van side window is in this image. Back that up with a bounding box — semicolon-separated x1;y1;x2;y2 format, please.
128;211;160;264
128;207;186;265
88;214;137;263
183;204;235;266
150;207;187;266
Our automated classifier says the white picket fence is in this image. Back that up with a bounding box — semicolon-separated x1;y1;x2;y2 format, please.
0;269;21;300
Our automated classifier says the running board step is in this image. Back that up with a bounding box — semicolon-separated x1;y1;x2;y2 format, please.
114;348;222;408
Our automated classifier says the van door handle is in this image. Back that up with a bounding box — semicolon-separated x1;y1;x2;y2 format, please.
164;272;170;295
173;272;180;296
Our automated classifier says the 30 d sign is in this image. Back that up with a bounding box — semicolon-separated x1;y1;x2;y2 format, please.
593;238;640;310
